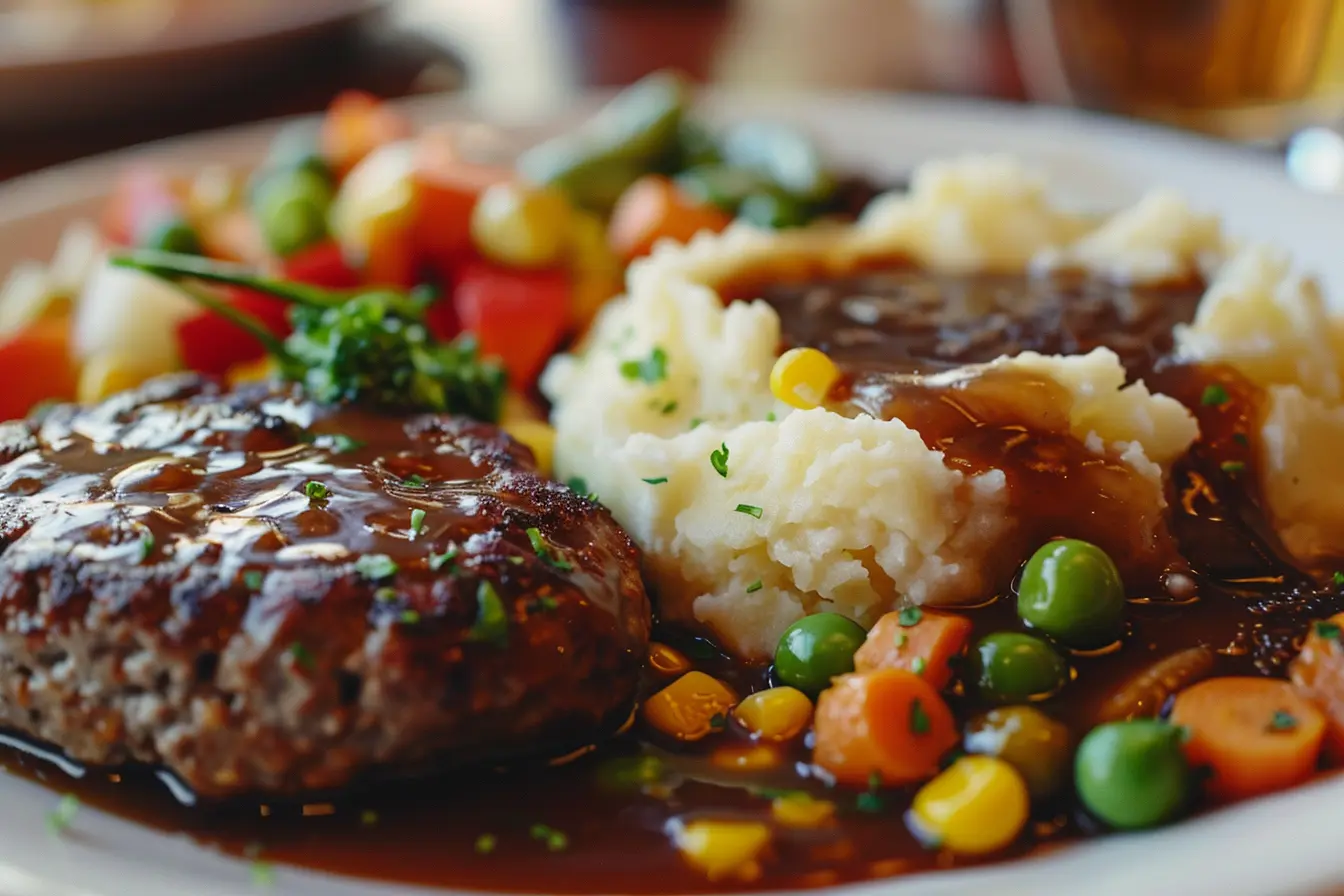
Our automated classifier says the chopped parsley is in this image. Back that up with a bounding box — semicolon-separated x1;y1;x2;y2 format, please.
660;400;679;415
374;587;398;603
355;553;398;581
529;824;569;852
403;474;426;488
1201;383;1230;407
1267;710;1298;733
1334;571;1344;587
526;527;574;571
911;657;927;676
469;581;509;647
642;476;669;485
566;476;589;495
897;607;923;627
303;480;329;502
250;860;275;887
710;442;730;478
138;533;155;563
855;771;884;814
46;794;79;835
1233;432;1250;446
327;434;365;454
619;346;668;384
735;503;763;519
708;712;727;731
399;610;421;626
909;698;931;735
243;570;264;591
1315;620;1342;641
288;642;316;672
529;595;560;613
1220;460;1246;475
765;411;777;422
361;810;379;826
689;418;704;430
429;546;458;572
746;580;763;594
475;833;498;855
409;508;427;537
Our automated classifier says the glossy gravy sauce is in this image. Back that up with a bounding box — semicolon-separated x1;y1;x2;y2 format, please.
3;266;1341;893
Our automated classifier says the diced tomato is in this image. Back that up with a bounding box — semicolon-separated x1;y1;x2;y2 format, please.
0;317;79;421
321;90;413;178
281;241;361;289
412;128;512;269
453;260;571;386
102;166;184;246
174;287;292;376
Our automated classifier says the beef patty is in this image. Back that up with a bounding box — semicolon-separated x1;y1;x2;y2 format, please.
0;375;650;799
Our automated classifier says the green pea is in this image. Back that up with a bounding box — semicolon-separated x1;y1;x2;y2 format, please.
721;121;835;203
1018;539;1126;648
972;632;1069;704
964;706;1071;799
738;191;811;230
673;165;770;213
774;613;867;695
254;168;333;257
1075;720;1189;830
140;217;202;255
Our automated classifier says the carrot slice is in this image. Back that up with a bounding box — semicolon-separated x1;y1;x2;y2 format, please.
812;669;958;787
854;609;972;690
1290;612;1344;762
607;175;732;261
1170;676;1325;802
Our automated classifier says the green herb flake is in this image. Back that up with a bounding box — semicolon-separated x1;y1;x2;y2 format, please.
243;570;264;591
409;508;427;537
303;480;329;502
530;595;560;613
327;434;365;454
360;810;379;826
619;346;669;385
734;503;763;519
1315;620;1342;641
429;546;458;573
566;476;589;495
911;657;927;676
354;553;398;581
250;860;275;887
642;476;669;485
710;442;730;478
399;610;421;626
403;474;426;488
1267;710;1298;733
475;833;498;855
689;418;705;430
526;527;574;571
708;712;727;731
1334;571;1344;587
660;400;679;415
855;792;884;813
746;580;763;594
138;533;155;564
529;824;569;852
374;587;398;603
469;581;509;647
897;607;923;627
46;794;79;835
1220;460;1246;475
1201;383;1230;407
288;642;315;672
1233;433;1250;446
765;411;777;422
909;698;931;735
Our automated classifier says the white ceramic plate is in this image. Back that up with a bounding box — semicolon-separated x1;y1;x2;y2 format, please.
0;91;1341;896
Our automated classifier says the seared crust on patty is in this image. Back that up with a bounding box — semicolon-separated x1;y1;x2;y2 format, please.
0;375;650;798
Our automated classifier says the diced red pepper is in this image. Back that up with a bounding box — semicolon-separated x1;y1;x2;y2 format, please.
281;241;361;290
411;128;511;269
452;260;571;386
174;288;292;376
0;317;78;421
102;166;184;247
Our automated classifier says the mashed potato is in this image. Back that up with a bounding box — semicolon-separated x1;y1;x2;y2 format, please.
544;155;1337;658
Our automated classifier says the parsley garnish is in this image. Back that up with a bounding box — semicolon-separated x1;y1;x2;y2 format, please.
1233;432;1250;446
526;527;574;571
243;570;264;591
708;713;727;731
1267;710;1298;732
909;698;931;735
689;418;704;430
327;434;365;454
409;508;426;536
46;794;79;835
374;587;398;603
475;833;498;855
1315;621;1342;641
911;657;927;676
898;607;923;627
746;580;763;594
1201;383;1230;407
1220;460;1246;475
251;860;275;887
619;346;668;384
530;824;569;852
710;442;730;478
355;553;398;581
660;400;678;415
403;474;426;488
642;476;669;485
529;595;560;612
765;411;777;422
735;503;763;519
1333;571;1343;587
566;476;589;495
288;642;315;672
429;546;458;572
303;480;329;502
856;772;884;814
469;581;509;647
399;609;421;625
138;533;155;563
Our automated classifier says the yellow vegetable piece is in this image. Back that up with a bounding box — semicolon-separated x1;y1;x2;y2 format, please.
733;687;813;742
77;352;172;404
329;141;416;255
672;819;771;882
711;743;781;772
648;642;692;676
503;420;556;477
567;211;623;329
643;671;738;741
500;389;545;425
771;793;837;829
226;355;279;389
770;347;840;410
470;182;572;269
908;755;1030;855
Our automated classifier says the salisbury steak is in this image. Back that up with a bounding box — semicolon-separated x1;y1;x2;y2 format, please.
0;375;650;798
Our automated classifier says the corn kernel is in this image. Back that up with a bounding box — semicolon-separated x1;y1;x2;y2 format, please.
908;755;1029;855
770;347;840;410
672;819;771;882
648;642;692;676
711;743;781;772
642;671;738;741
503;420;556;477
471;182;572;269
733;686;813;742
226;355;279;388
771;793;837;829
78;352;171;404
